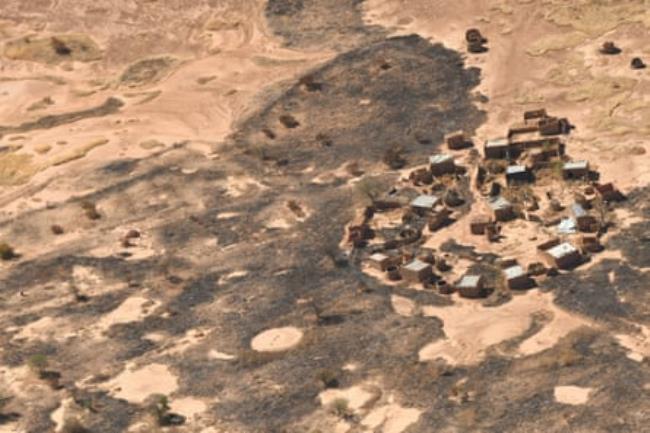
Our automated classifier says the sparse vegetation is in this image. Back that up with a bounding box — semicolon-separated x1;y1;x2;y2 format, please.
330;398;351;418
148;394;186;427
27;354;48;372
382;145;406;169
316;369;339;388
0;243;17;261
80;201;101;220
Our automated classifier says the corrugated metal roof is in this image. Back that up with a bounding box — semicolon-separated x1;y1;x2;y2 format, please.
404;259;430;272
504;265;525;280
506;165;527;175
547;242;578;259
557;217;577;234
429;154;454;165
458;275;481;288
369;253;388;262
563;160;588;170
411;195;439;209
488;196;512;210
485;138;509;148
571;203;587;217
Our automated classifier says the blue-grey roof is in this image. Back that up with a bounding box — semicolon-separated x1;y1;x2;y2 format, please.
504;265;525;280
571;203;587;217
506;165;527;175
458;275;482;288
429;154;454;165
485;138;509;148
404;259;430;272
411;194;439;209
546;242;578;259
557;217;577;234
488;196;512;210
564;160;588;170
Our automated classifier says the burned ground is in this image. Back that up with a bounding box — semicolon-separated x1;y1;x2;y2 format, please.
0;2;648;433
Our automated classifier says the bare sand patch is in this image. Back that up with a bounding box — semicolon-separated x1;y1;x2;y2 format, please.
419;290;591;365
615;326;649;363
251;327;303;352
105;363;178;404
390;295;417;317
554;385;592;405
170;397;208;420
208;349;236;361
319;386;376;412
96;296;160;332
361;403;422;433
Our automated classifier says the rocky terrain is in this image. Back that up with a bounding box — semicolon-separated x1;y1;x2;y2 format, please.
0;1;648;432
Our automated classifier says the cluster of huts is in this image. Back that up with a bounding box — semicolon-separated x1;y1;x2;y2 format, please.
354;108;625;300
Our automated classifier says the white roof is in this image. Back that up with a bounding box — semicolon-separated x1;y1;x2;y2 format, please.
546;242;578;259
504;265;526;280
506;165;527;175
458;275;482;288
429;154;454;165
485;138;509;148
369;253;388;262
564;160;588;170
411;195;439;209
488;196;512;210
404;259;430;272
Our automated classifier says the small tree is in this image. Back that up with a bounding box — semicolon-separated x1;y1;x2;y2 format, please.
0;242;17;261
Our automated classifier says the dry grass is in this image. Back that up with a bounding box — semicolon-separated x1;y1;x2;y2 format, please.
0;153;38;186
50;138;109;167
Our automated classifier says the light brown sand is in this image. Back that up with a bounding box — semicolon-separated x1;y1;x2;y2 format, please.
319;386;376;412
419;290;591;365
104;363;178;404
554;385;592;405
250;326;303;352
361;402;422;433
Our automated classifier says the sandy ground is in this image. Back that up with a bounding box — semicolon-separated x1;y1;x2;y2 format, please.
103;363;178;404
250;326;304;352
419;290;592;365
554;385;593;406
0;1;648;432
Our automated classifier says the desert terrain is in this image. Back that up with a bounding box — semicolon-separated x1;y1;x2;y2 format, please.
0;0;648;432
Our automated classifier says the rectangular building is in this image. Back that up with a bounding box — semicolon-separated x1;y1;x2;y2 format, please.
563;161;589;180
484;138;510;159
429;154;456;176
539;242;582;269
401;259;433;284
456;274;486;298
504;265;532;290
488;196;515;221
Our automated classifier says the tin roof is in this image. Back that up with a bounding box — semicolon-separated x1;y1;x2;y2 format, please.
506;165;527;175
403;259;430;272
458;274;482;288
429;154;454;165
557;218;577;234
488;196;512;210
369;253;388;262
571;203;587;217
485;138;509;148
411;194;439;209
546;242;578;259
563;160;589;170
504;265;526;280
